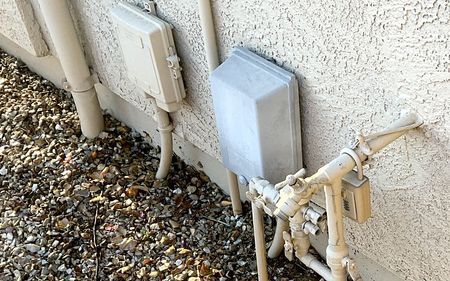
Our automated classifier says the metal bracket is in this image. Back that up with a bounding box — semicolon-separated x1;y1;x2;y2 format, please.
343;257;363;281
144;1;156;15
246;191;275;217
62;71;98;93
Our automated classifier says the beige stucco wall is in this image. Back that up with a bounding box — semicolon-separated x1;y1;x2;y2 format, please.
1;0;449;280
0;0;48;56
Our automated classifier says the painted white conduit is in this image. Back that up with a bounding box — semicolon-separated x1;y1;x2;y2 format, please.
198;0;242;215
249;186;269;281
154;105;173;179
267;218;289;258
38;0;104;138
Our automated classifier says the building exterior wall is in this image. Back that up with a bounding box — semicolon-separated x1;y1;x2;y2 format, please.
1;0;449;280
0;0;48;56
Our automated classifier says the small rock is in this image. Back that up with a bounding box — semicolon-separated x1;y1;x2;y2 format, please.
25;244;40;253
58;264;66;272
187;185;196;194
0;166;7;176
26;235;36;243
136;267;146;278
6;232;13;240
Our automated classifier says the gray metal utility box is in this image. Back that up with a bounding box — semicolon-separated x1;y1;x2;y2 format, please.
210;47;302;183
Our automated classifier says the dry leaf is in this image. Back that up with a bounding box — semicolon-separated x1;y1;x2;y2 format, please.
112;202;123;210
178;248;191;255
199;261;212;276
142;258;154;266
125;185;149;198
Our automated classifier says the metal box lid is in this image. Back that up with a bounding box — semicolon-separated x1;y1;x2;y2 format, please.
112;3;185;112
210;47;302;183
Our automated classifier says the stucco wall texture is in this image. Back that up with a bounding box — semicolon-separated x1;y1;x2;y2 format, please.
4;0;450;280
0;0;48;56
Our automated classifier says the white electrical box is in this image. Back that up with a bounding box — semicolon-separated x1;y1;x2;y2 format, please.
111;3;185;112
210;47;302;183
342;170;372;223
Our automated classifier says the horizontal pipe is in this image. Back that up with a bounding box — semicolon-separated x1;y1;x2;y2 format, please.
311;113;421;184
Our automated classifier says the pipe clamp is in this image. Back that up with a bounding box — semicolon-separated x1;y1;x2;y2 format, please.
62;73;97;93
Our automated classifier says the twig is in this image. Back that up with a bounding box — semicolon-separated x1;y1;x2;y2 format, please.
201;216;231;227
92;203;100;281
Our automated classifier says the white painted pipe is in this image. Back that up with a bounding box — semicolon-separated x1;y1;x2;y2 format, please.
251;113;421;281
155;106;173;179
198;0;219;72
267;218;289;258
312;113;422;184
300;254;333;281
227;170;243;214
38;0;103;138
198;0;242;215
324;181;348;281
250;194;269;281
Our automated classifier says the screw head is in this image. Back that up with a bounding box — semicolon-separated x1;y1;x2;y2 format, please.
238;175;248;186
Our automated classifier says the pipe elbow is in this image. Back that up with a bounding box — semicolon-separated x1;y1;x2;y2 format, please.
267;218;289;259
155;109;174;179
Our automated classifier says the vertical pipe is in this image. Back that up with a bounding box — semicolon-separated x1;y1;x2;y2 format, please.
198;0;242;215
324;181;349;281
267;218;289;258
38;0;103;138
227;170;243;214
251;201;269;281
198;0;219;71
155;106;173;179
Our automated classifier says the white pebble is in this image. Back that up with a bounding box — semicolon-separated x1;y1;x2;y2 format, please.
26;235;36;243
6;233;13;240
25;244;40;253
0;166;7;176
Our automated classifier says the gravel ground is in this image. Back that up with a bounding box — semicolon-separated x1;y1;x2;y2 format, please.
0;50;320;281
